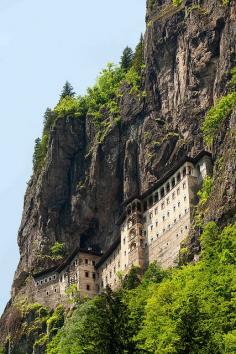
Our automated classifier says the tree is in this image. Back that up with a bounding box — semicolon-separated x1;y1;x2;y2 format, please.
120;46;133;71
60;81;75;100
43;108;56;135
132;34;144;74
33;138;42;171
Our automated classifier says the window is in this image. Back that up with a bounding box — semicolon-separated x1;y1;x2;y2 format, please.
85;271;89;278
166;183;170;193
160;188;165;198
123;238;126;244
171;178;176;188
184;196;187;201
163;216;165;221
110;271;112;278
167;211;170;217
36;282;39;286
156;233;159;238
151;237;153;242
53;275;56;279
183;182;186;189
150;225;153;230
45;279;48;283
163;228;165;233
55;289;57;292
167;198;170;205
85;259;88;265
149;212;153;219
168;224;170;229
143;201;147;211
149;196;153;207
118;261;120;268
185;225;188;230
185;208;188;214
156;221;158;226
179;214;182;219
86;285;90;291
49;277;51;281
161;202;165;210
173;206;176;212
124;251;126;256
92;260;96;266
75;259;78;265
154;193;159;202
177;188;180;195
174;218;177;223
177;172;181;182
142;216;147;223
46;291;49;296
40;280;43;285
176;234;179;238
155;207;158;215
183;167;186;177
172;192;175;199
178;202;180;207
92;273;96;280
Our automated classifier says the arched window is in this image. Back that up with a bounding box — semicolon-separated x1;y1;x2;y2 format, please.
130;241;137;252
160;187;165;198
154;192;159;203
149;196;153;207
188;166;193;175
129;229;136;241
127;207;131;215
143;200;147;211
127;217;133;229
166;183;170;193
177;172;181;183
171;177;176;188
183;167;186;177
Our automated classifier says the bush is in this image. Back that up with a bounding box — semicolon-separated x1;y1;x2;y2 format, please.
197;176;213;207
50;242;65;258
202;92;236;145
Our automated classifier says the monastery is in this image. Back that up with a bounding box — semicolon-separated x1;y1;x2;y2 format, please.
33;151;212;307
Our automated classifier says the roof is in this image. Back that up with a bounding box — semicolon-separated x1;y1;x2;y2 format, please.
33;247;102;278
95;237;121;269
33;266;58;279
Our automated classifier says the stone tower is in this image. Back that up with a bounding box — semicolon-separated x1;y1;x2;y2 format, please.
126;199;145;270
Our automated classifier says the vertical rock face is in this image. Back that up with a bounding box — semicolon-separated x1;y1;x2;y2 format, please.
1;0;236;348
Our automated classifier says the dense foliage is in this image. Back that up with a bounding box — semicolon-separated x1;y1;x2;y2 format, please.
43;221;236;354
202;67;236;146
32;37;144;172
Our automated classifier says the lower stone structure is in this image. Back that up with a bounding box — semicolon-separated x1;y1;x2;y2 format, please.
32;151;212;305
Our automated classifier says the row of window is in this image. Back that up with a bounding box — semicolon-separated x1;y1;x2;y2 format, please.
147;198;187;221
142;169;191;211
36;274;57;286
147;224;189;242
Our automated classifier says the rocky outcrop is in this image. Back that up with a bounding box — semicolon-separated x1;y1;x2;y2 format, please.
1;0;236;350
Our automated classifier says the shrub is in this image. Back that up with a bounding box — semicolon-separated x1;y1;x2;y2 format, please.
50;242;65;258
202;92;236;145
197;176;213;207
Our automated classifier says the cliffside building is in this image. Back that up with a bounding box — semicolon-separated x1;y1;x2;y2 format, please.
33;151;212;306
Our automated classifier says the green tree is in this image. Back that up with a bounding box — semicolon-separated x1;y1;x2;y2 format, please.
43;108;56;135
132;34;144;74
120;46;133;71
50;242;65;258
60;81;75;100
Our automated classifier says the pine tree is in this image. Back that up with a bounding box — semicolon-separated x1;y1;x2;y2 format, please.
42;108;56;135
120;46;133;71
60;81;75;100
32;138;41;171
132;34;144;74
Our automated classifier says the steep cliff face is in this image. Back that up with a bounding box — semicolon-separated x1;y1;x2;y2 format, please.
1;0;236;349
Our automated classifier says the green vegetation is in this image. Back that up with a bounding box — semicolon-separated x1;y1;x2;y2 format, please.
65;284;81;305
44;220;236;354
33;38;145;172
197;176;213;207
202;92;236;145
202;67;236;145
50;242;65;258
120;46;133;72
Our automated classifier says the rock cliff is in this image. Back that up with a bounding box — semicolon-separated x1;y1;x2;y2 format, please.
1;0;236;350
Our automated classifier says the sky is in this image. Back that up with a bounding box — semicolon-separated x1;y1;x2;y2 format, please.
0;0;146;315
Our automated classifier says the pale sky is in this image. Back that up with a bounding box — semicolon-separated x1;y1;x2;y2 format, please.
0;0;146;315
